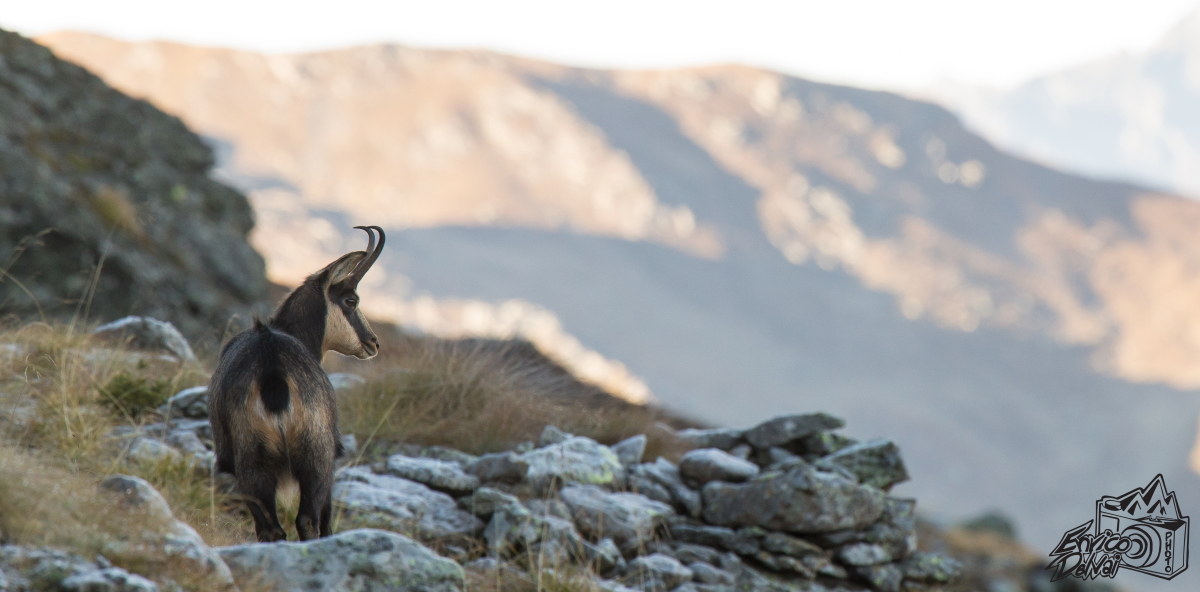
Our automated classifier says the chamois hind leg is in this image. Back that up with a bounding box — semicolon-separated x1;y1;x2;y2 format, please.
294;454;334;541
238;467;286;542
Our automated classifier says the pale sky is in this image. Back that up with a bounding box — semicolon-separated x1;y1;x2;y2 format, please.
2;1;1198;91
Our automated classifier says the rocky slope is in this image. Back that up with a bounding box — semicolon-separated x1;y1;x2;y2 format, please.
32;32;1200;557
0;30;267;345
0;318;982;592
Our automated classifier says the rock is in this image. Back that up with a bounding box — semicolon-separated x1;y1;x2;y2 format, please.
587;537;625;573
481;501;584;559
621;553;693;591
688;561;735;585
217;528;463;592
385;455;481;494
156;386;208;419
793;431;856;459
852;563;903;592
520;436;623;489
124;437;183;465
901;552;961;584
97;475;234;590
538;424;572;446
611;434;648;466
466;452;529;483
629;458;702;518
93;317;196;362
164;429;208;456
759;446;802;468
678;448;759;486
667;522;742;553
836;542;893;566
656;541;724;566
819;438;909;490
0;31;268;338
327;372;366;391
675;427;744;451
459;487;523;518
560;485;674;554
392;444;479;466
744;413;844;449
0;546;159;592
863;497;918;559
61;567;161;592
334;467;483;541
340;434;359;458
701;463;885;533
760;531;824;557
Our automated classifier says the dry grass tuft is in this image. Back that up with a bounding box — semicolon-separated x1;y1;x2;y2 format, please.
0;322;243;552
335;333;692;460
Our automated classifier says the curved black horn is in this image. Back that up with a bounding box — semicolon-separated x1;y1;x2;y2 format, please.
349;225;385;285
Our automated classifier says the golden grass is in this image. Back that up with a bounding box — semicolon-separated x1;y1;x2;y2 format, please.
0;322;246;551
335;333;690;461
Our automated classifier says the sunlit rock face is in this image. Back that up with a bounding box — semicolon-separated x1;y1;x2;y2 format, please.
0;30;267;342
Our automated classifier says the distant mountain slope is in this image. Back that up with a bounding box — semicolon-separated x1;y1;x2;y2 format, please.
35;32;1200;556
928;6;1200;198
0;30;267;342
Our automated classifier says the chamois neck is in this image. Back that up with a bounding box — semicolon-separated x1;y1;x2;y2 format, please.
268;282;326;360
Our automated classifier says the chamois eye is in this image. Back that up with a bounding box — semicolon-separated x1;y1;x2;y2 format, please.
343;296;358;308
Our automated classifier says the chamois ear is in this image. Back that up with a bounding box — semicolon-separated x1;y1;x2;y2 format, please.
321;252;368;288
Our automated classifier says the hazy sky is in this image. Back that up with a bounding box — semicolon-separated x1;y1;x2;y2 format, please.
3;1;1197;90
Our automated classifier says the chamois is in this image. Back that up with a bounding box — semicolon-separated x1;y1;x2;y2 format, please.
209;225;385;542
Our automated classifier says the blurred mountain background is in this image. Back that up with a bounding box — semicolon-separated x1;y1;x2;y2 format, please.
32;18;1200;563
929;6;1200;198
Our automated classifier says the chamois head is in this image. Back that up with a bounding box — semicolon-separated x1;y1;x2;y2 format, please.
272;225;385;360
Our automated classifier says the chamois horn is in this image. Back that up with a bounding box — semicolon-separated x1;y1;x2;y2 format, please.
348;225;385;286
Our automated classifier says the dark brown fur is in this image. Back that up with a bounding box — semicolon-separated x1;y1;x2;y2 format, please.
209;227;384;542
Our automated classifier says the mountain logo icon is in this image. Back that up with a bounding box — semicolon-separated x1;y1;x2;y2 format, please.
1048;474;1188;582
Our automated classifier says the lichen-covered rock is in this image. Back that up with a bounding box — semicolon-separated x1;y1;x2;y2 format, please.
0;546;159;592
520;436;623;489
385;454;481;494
701;463;885;533
819;438;909;490
560;485;674;554
97;475;234;590
901;551;962;584
217;528;464;592
333;467;483;541
678;448;759;486
744;413;845;449
852;563;903;592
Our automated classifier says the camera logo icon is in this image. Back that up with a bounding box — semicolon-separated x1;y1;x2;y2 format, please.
1048;474;1189;582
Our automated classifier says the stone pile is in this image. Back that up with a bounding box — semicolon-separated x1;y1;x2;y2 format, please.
97;377;959;592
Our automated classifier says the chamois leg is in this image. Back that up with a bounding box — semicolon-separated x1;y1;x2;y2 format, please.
239;469;286;542
294;456;334;541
